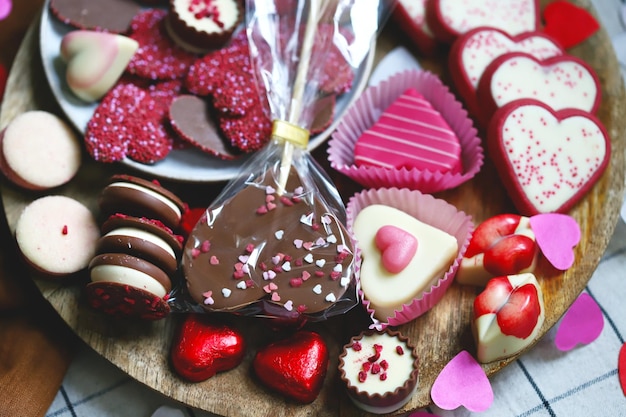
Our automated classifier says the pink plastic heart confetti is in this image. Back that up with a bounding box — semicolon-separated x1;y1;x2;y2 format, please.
0;0;11;20
554;293;604;351
530;213;580;270
619;342;626;396
431;350;493;412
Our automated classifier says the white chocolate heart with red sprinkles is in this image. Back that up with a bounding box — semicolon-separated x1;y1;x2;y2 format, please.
488;99;611;215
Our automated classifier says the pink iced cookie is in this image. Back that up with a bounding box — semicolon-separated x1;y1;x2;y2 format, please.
392;0;438;56
61;30;139;102
449;27;563;119
488;99;611;215
456;214;538;286
353;88;462;174
426;0;540;44
473;272;545;363
476;52;601;126
15;195;100;277
0;111;82;191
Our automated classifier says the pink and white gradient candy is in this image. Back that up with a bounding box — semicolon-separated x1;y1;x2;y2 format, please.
392;0;438;56
449;27;563;118
61;30;139;102
487;99;611;215
353;88;462;174
426;0;540;44
476;52;601;126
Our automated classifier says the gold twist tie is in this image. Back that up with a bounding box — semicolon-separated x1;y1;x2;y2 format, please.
272;120;310;148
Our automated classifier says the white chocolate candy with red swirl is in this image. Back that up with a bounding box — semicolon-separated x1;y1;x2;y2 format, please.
473;272;545;363
456;214;538;287
487;99;611;215
61;30;139;102
352;204;458;321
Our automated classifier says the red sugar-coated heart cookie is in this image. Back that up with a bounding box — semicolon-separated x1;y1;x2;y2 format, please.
85;82;176;164
170;313;246;382
253;330;329;403
487;99;611;215
127;9;197;80
218;99;273;153
543;0;600;49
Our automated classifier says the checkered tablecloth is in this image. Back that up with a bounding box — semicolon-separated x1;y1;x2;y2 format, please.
44;1;626;416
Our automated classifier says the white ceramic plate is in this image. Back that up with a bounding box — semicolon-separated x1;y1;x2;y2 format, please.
38;1;375;182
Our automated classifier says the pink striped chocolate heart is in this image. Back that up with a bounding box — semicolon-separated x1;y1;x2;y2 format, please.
353;88;462;174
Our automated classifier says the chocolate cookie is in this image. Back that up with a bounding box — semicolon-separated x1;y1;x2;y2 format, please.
50;0;141;33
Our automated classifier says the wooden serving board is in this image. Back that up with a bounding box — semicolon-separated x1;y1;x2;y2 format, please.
1;1;625;416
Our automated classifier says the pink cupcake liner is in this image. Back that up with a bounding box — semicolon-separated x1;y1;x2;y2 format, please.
346;187;474;330
328;69;484;193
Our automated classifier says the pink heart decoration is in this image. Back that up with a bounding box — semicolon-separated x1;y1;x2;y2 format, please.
529;213;580;270
0;0;11;20
487;100;611;215
554;293;604;351
375;225;418;273
618;342;626;396
431;350;494;411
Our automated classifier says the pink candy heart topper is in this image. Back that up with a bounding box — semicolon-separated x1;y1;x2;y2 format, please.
529;213;581;270
431;350;494;412
375;225;418;273
0;0;11;20
555;293;604;351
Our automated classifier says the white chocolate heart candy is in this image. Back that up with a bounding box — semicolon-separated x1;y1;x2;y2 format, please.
457;214;538;286
488;99;611;215
352;204;458;321
472;272;545;363
61;30;139;102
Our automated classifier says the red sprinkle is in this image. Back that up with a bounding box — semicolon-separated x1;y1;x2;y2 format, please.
358;371;367;383
61;225;68;235
396;345;405;355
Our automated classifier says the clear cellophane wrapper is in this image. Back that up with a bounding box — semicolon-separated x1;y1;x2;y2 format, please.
169;0;395;323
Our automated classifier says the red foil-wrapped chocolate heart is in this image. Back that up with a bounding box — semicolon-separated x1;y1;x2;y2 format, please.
253;330;329;403
170;313;246;382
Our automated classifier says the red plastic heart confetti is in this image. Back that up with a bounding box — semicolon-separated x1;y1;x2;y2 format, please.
170;313;246;382
543;0;600;49
253;330;329;403
555;293;604;351
617;343;626;395
431;350;493;412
